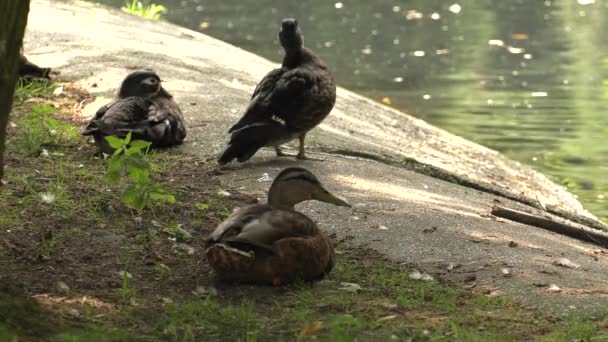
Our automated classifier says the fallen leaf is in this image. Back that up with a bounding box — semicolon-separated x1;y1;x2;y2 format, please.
339;282;362;293
381;97;392;105
378;315;398;322
299;321;323;337
199;21;210;29
510;33;529;40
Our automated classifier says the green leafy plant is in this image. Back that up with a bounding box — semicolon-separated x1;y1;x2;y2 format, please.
122;0;166;20
104;132;175;211
18;105;78;156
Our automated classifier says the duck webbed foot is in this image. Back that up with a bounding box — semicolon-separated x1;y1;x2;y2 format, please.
275;146;290;157
296;135;324;161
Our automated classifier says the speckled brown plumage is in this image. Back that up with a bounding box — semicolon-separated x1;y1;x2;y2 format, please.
218;18;336;164
205;167;349;285
82;70;186;154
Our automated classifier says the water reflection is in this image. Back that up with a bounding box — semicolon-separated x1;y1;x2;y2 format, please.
94;0;608;220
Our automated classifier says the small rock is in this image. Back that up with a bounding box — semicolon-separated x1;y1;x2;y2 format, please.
257;173;271;182
554;258;580;269
91;82;98;88
173;244;195;256
53;86;64;96
409;270;434;281
508;241;518;247
423;226;438;233
67;308;80;317
546;284;562;293
378;225;389;230
217;190;231;197
192;285;218;297
501;268;512;278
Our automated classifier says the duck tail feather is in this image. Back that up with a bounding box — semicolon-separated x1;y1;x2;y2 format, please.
218;122;288;165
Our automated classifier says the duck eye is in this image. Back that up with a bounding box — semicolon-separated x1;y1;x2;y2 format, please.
142;77;159;85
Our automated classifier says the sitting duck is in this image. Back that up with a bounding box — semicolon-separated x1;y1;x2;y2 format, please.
205;167;350;285
82;70;186;155
217;18;337;164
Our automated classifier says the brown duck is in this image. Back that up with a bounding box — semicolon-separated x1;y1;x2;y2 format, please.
82;70;186;154
205;167;350;285
218;18;336;164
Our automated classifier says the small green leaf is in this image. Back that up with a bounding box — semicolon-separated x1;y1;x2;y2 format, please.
125;155;150;185
122;184;147;211
149;184;175;204
124;131;133;145
105;170;121;184
105;136;127;149
105;154;125;184
129;140;152;153
195;202;209;211
108;154;125;172
44;118;60;130
163;224;191;242
32;105;56;116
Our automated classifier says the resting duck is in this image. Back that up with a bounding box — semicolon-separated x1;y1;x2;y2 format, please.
205;167;350;285
217;18;336;164
82;70;186;155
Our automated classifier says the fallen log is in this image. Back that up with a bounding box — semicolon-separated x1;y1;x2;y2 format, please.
491;205;608;248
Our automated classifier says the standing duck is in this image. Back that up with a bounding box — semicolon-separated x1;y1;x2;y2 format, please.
205;167;350;285
82;70;186;155
218;18;336;164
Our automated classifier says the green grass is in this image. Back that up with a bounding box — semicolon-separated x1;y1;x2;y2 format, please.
14;79;57;101
122;0;166;20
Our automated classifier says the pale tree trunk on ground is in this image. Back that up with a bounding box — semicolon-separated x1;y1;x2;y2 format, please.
0;0;31;184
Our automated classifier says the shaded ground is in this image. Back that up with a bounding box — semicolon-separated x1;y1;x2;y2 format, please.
1;84;607;340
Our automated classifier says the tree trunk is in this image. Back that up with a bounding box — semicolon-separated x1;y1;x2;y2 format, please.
0;0;31;184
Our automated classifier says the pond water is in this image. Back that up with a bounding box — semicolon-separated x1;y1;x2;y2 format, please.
95;0;607;221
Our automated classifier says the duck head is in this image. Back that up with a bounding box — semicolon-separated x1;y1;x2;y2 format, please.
267;167;350;210
118;70;162;98
279;18;303;51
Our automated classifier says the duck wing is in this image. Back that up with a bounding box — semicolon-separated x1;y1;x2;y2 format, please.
82;97;151;137
228;67;285;133
207;205;272;245
208;205;317;250
144;94;187;147
230;65;334;135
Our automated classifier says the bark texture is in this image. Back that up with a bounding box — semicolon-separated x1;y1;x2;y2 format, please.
0;0;31;184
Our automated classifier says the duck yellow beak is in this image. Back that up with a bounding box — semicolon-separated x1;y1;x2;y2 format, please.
315;188;351;207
